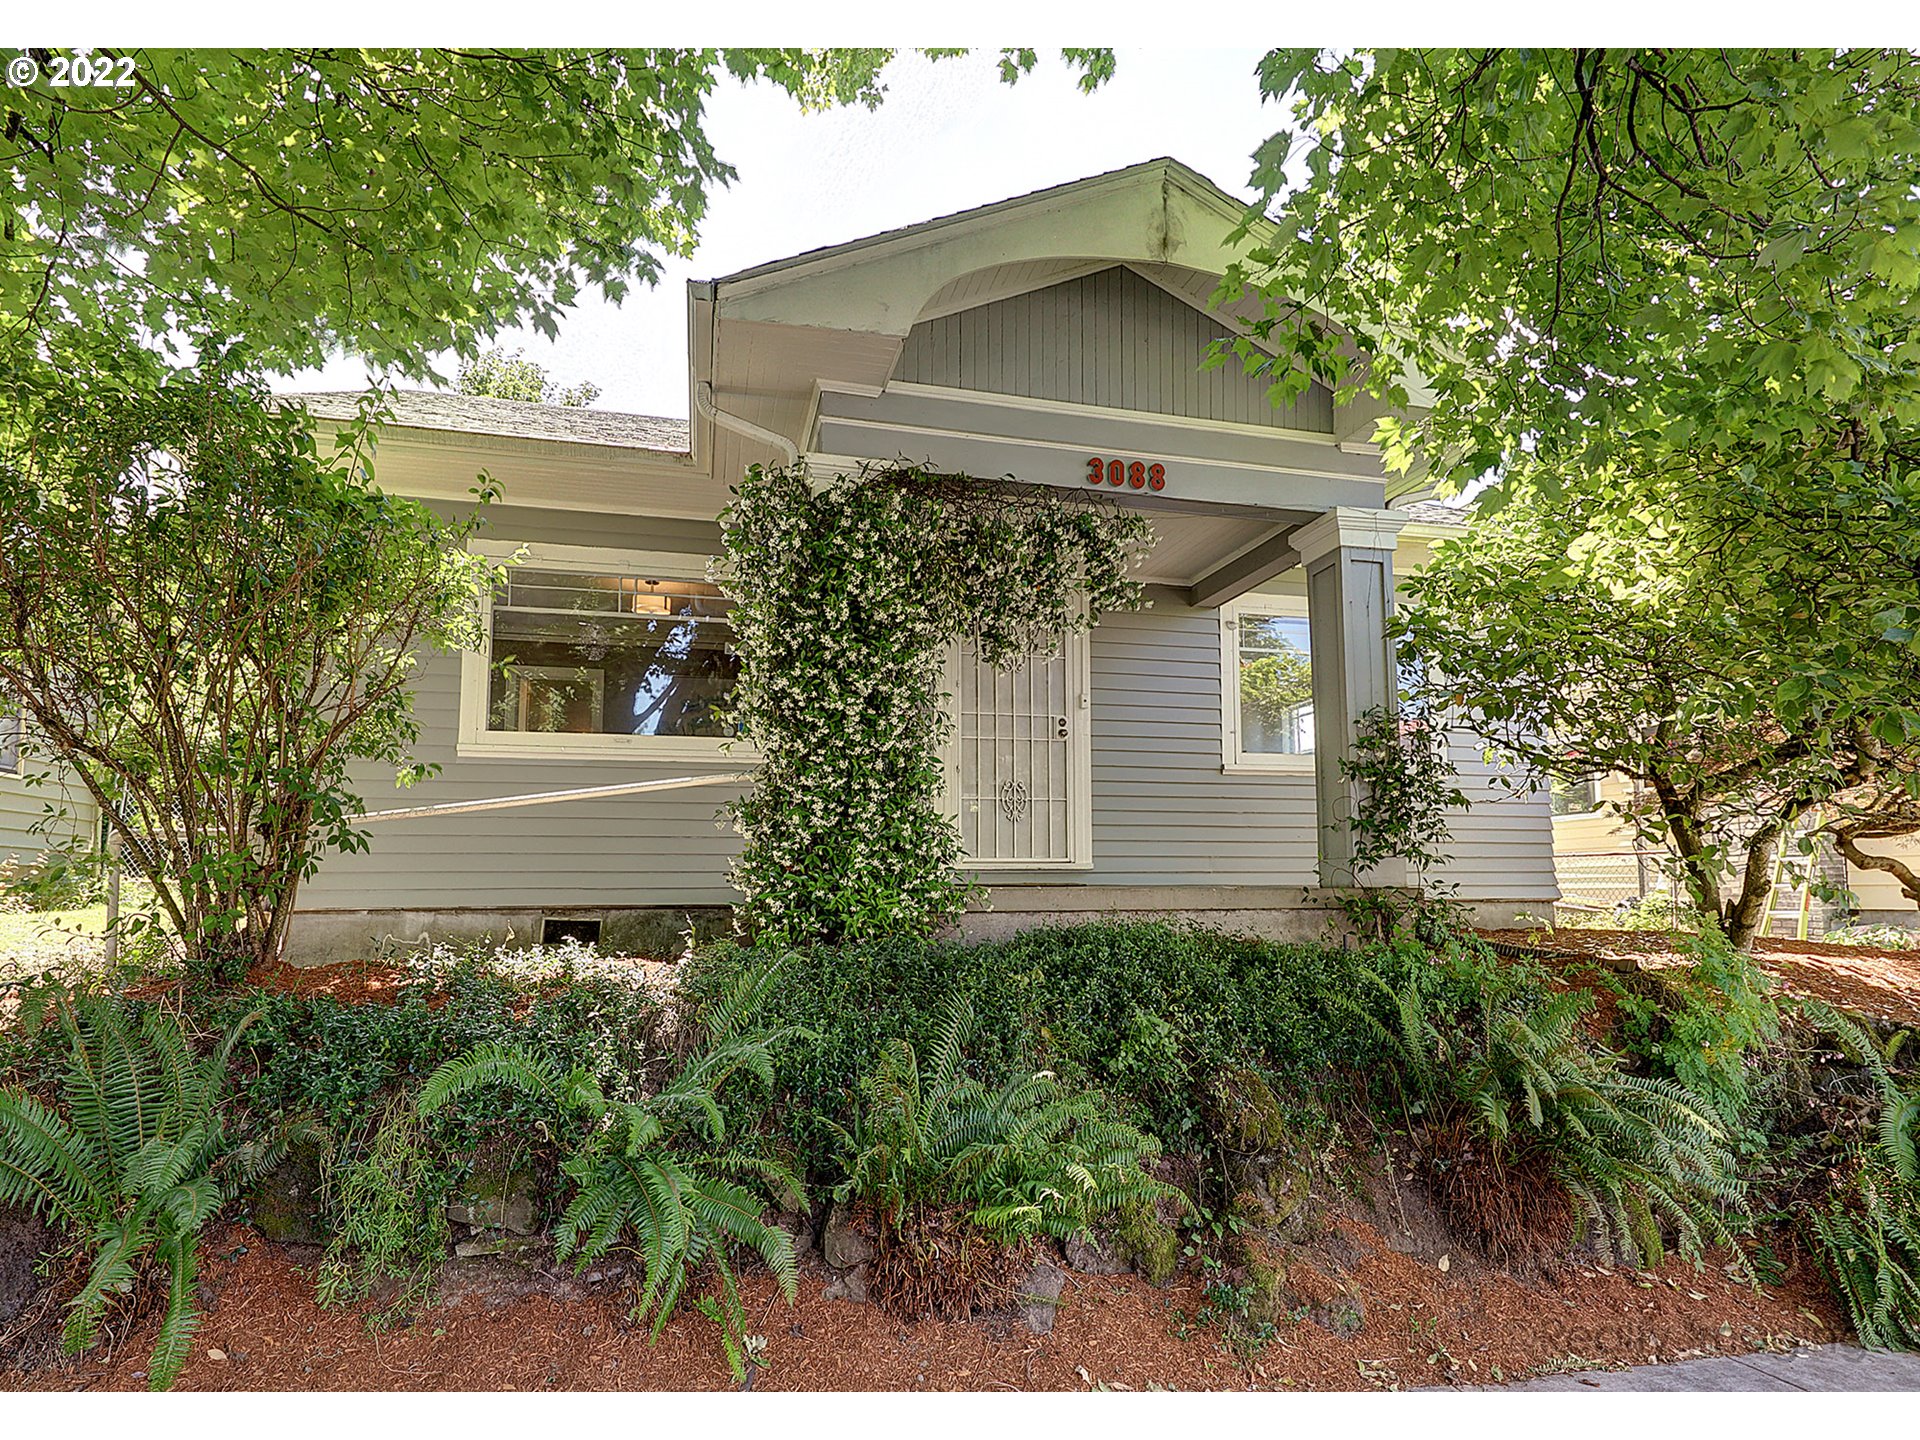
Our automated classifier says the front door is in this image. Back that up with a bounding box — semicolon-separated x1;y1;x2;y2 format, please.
944;629;1091;868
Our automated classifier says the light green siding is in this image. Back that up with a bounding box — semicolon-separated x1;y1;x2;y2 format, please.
894;266;1337;433
297;518;1557;916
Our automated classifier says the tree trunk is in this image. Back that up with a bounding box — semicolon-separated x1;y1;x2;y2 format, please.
1721;821;1786;950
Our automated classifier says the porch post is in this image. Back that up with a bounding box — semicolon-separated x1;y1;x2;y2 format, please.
1292;507;1409;889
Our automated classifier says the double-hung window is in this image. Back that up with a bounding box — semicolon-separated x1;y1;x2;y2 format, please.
0;703;18;777
1220;596;1315;772
458;541;747;763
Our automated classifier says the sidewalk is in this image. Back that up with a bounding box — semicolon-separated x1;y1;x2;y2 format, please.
1501;1344;1920;1392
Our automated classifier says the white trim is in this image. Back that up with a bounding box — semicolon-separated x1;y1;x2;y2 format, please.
872;380;1345;449
812;414;1387;509
1219;596;1317;775
1291;506;1411;565
713;159;1253;297
457;539;758;766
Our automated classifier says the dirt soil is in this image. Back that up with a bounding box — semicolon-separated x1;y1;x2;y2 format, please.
2;1217;1841;1393
1479;926;1920;1029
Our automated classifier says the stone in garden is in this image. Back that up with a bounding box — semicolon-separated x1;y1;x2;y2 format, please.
1017;1261;1066;1335
821;1263;868;1304
1064;1233;1129;1276
0;1203;55;1326
775;1210;815;1260
250;1140;329;1245
821;1202;875;1270
447;1158;538;1236
453;1236;544;1262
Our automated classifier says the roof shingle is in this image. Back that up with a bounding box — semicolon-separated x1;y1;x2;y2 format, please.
282;390;691;455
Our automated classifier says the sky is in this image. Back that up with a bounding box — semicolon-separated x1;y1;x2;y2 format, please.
278;48;1284;418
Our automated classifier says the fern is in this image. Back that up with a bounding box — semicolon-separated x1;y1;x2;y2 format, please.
835;996;1188;1251
1337;960;1745;1270
1802;1004;1920;1348
418;957;802;1382
0;993;309;1390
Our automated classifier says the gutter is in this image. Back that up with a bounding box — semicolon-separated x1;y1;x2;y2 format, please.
690;277;801;466
695;381;799;466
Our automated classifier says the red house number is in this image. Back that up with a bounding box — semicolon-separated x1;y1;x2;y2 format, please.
1086;456;1166;492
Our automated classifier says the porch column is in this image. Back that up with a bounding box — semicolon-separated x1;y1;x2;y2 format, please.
1292;507;1409;889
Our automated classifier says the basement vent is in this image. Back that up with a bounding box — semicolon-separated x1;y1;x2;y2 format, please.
540;916;603;948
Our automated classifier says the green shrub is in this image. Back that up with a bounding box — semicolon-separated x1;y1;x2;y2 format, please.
682;920;1430;1167
417;957;804;1381
1803;1006;1920;1349
1338;952;1747;1269
834;996;1184;1319
1824;924;1920;951
217;940;668;1143
0;847;108;912
1561;891;1701;933
1594;925;1782;1134
0;994;311;1389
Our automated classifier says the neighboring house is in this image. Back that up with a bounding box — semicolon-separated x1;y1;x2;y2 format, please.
284;158;1559;963
0;700;100;870
1550;771;1920;934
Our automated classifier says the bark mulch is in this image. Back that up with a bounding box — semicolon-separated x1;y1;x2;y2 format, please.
1479;926;1920;1029
4;1219;1841;1393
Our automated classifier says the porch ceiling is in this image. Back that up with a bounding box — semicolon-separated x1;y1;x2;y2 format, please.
1137;512;1297;589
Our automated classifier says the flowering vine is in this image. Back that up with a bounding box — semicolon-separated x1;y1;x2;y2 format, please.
716;461;1152;945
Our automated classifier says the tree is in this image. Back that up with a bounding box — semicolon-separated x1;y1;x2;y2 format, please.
1228;49;1920;936
1;47;1110;377
0;47;1111;968
1823;777;1920;910
1397;486;1920;947
0;340;496;977
457;347;600;407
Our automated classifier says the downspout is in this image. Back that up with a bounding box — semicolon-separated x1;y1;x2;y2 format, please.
694;379;799;466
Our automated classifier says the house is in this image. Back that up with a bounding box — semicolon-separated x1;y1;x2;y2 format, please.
1551;771;1920;935
284;158;1559;963
0;703;101;873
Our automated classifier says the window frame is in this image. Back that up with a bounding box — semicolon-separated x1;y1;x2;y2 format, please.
1549;771;1606;820
1219;595;1316;775
457;539;756;765
0;704;18;778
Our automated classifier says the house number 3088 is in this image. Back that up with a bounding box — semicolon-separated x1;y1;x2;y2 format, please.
1086;456;1166;491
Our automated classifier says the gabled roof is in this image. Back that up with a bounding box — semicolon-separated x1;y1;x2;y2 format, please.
699;157;1272;339
287;391;690;455
711;157;1258;292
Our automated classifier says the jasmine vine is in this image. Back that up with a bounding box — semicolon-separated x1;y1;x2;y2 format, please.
716;461;1152;945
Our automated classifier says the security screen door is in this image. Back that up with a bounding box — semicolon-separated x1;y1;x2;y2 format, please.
944;628;1091;868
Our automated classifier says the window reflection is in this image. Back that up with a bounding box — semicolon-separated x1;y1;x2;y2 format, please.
1238;613;1314;755
486;570;739;739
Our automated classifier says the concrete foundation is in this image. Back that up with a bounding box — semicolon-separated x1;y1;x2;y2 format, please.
955;885;1544;944
284;905;734;966
286;887;1547;966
